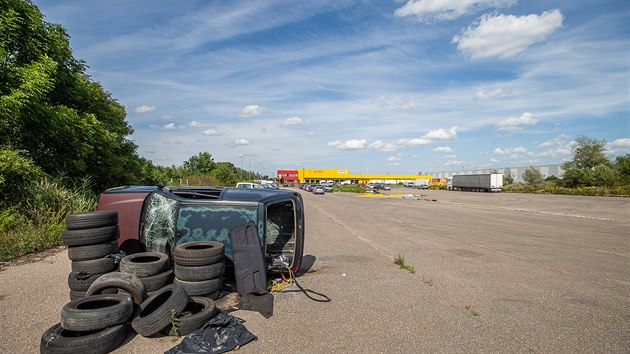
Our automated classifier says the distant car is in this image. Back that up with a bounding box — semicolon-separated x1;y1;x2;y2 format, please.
312;185;325;195
383;184;391;190
236;182;262;189
418;184;429;190
324;185;333;193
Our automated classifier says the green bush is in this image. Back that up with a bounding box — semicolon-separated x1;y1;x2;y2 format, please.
0;176;97;261
337;185;367;193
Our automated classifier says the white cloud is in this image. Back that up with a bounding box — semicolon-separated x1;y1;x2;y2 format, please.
453;10;563;59
134;105;156;113
369;140;400;152
387;156;401;161
489;158;499;163
241;104;265;118
398;138;432;146
445;160;466;166
376;95;417;110
389;162;401;166
202;129;224;136
423;126;458;140
537;133;570;148
475;87;504;99
394;0;515;22
234;138;251;145
497;112;539;131
283;117;303;125
607;138;630;155
163;123;177;130
494;146;527;155
445;154;456;158
163;140;182;144
187;120;210;128
328;139;367;150
433;146;453;153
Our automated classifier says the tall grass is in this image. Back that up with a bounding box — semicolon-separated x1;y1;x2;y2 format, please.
503;184;630;196
0;177;97;261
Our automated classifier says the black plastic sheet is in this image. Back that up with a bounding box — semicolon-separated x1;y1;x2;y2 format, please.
165;312;256;354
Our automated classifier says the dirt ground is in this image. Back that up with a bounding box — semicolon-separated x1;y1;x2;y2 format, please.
1;188;628;353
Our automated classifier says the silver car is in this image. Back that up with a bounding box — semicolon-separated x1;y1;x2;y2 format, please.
312;185;325;195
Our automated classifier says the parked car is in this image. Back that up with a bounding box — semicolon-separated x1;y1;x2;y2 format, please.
312;185;325;195
324;185;334;193
97;185;305;273
236;182;262;189
383;184;391;190
418;184;429;190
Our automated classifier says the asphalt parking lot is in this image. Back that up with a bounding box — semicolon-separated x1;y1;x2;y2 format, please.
1;188;628;353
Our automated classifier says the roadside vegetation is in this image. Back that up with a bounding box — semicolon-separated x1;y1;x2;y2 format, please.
0;1;268;261
394;254;416;274
502;136;630;197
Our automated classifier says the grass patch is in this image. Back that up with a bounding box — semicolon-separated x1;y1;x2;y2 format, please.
394;254;416;274
465;305;481;317
503;184;630;197
0;177;97;262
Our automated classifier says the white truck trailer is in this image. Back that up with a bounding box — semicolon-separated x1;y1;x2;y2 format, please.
450;173;503;192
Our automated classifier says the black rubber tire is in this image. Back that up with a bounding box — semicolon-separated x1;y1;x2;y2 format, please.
65;211;118;230
139;269;174;292
60;294;134;332
173;277;223;296
40;322;128;354
131;284;189;337
174;261;225;281
173;241;224;266
71;258;116;274
67;272;105;292
86;272;147;305
67;241;118;261
119;252;168;277
62;226;119;247
202;289;221;300
161;297;218;336
69;290;86;301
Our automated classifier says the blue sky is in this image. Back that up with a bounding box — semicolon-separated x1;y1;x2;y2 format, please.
35;0;629;176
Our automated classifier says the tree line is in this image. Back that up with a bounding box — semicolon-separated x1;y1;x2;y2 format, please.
0;0;256;207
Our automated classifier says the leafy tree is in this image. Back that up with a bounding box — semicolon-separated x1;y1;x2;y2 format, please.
613;154;630;186
562;135;609;170
561;135;612;188
183;152;215;175
211;162;239;187
502;168;514;185
0;0;141;191
522;166;544;185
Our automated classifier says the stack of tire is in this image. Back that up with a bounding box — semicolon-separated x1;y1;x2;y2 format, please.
173;241;225;300
63;211;120;300
119;252;173;295
40;294;134;354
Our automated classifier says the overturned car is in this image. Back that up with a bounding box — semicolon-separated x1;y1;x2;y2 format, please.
97;185;304;273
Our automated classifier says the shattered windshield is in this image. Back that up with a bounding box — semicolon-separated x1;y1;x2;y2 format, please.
142;192;178;253
176;203;258;260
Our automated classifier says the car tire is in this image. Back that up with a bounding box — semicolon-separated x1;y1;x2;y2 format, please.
60;294;134;332
139;269;174;292
62;226;119;247
67;272;105;292
71;258;117;274
67;241;118;261
173;241;224;266
86;272;147;306
174;261;225;282
119;252;168;277
161;297;218;336
131;284;189;337
173;277;223;296
40;322;128;354
65;211;118;230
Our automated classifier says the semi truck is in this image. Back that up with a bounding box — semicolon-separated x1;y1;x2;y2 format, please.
448;173;503;192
